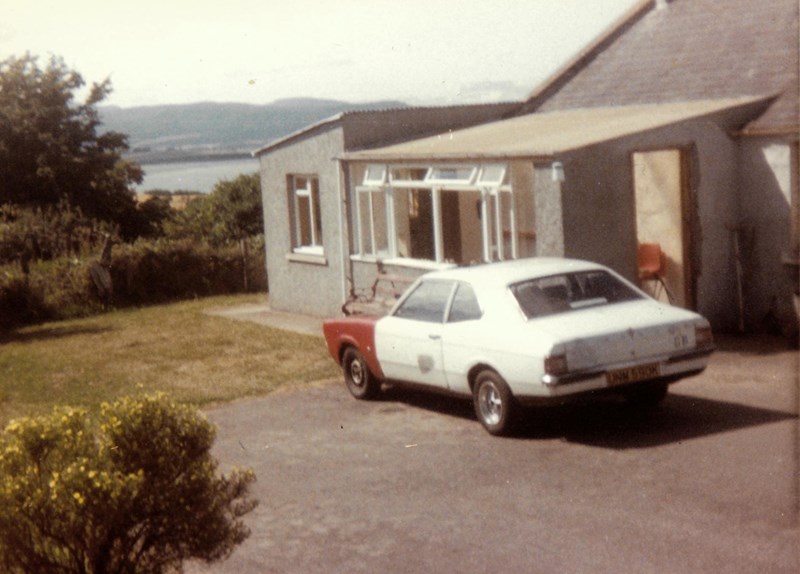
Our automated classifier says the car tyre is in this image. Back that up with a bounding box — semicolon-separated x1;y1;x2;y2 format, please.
473;370;516;436
624;381;668;407
342;347;379;400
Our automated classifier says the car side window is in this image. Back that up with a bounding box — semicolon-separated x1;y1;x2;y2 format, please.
393;280;454;323
447;282;482;323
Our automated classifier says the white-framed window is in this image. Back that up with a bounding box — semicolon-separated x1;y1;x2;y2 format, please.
425;166;477;185
356;185;392;258
354;163;518;265
288;174;323;255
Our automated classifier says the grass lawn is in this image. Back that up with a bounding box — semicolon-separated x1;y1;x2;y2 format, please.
0;294;340;426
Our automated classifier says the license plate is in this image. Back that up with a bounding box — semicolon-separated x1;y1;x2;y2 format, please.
606;363;660;386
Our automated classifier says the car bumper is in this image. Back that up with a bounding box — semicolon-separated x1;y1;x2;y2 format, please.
534;346;714;398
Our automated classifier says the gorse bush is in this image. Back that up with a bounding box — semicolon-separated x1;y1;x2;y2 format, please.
0;393;257;574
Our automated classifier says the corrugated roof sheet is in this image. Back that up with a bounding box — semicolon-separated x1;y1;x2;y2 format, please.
252;102;521;157
342;96;772;162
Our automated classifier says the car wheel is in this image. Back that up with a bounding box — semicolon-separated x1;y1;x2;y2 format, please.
342;347;379;400
624;381;668;407
473;370;516;436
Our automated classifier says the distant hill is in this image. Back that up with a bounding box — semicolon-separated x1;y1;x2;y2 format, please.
99;98;408;163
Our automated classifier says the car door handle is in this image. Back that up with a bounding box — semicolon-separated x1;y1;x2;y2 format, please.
429;334;441;340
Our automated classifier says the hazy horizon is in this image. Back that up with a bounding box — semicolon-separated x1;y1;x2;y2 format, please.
4;0;637;109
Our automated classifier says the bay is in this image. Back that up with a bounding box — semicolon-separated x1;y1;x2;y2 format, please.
136;157;260;194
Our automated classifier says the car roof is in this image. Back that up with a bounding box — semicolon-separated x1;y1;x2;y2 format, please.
422;257;607;289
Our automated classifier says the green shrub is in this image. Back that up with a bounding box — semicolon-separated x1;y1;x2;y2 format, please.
0;266;52;327
30;258;107;318
110;240;266;306
0;239;267;330
0;202;114;265
0;393;257;574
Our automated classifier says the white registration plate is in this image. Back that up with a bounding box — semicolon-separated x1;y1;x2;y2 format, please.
606;363;660;386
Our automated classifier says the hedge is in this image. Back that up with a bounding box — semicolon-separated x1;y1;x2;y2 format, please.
0;239;267;330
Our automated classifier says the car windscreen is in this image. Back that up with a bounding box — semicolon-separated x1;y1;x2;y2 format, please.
510;270;643;319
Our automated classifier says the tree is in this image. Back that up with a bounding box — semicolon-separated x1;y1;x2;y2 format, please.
204;173;263;289
0;393;257;574
165;173;263;246
0;54;143;237
128;195;176;239
208;173;264;244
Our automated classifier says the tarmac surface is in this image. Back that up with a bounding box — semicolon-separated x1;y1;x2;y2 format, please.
188;305;800;574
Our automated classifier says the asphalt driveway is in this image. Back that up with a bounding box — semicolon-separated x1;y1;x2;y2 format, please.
188;324;799;573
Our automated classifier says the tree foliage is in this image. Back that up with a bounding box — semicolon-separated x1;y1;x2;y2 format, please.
0;53;143;236
0;393;257;574
165;173;262;246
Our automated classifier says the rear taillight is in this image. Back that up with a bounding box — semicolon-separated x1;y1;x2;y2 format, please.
544;353;569;376
695;324;714;348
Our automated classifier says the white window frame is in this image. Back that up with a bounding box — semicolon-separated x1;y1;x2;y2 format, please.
289;174;323;256
354;163;517;265
355;184;394;258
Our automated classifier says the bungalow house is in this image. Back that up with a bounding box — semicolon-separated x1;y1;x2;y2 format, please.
256;0;799;336
253;103;520;316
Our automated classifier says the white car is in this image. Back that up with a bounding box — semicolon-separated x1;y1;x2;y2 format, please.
323;258;714;435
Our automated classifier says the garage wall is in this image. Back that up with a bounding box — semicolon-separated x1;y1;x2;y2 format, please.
559;119;743;331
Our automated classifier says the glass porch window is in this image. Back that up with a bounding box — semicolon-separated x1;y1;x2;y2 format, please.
355;163;517;265
356;186;391;258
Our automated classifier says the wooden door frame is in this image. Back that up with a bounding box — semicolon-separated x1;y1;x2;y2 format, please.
630;146;697;309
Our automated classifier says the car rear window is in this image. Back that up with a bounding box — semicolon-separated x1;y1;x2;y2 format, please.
510;270;643;319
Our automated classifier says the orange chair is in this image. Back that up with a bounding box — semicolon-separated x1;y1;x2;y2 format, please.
637;243;673;303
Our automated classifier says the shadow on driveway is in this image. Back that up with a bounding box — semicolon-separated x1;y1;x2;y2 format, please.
375;384;796;449
521;394;796;449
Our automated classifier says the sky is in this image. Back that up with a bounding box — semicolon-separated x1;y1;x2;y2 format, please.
2;0;637;109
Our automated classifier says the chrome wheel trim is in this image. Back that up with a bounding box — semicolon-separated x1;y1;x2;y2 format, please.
349;357;364;387
478;382;503;426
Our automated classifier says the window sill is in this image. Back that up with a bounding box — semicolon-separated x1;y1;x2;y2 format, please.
350;255;457;272
286;252;328;266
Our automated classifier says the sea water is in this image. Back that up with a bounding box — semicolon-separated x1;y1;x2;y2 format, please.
136;157;259;194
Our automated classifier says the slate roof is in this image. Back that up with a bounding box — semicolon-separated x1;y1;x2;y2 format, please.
523;0;799;135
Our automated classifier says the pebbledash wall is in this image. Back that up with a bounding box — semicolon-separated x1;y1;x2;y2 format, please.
258;124;347;317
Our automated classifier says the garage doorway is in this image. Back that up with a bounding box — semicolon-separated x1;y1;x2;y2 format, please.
632;149;695;308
